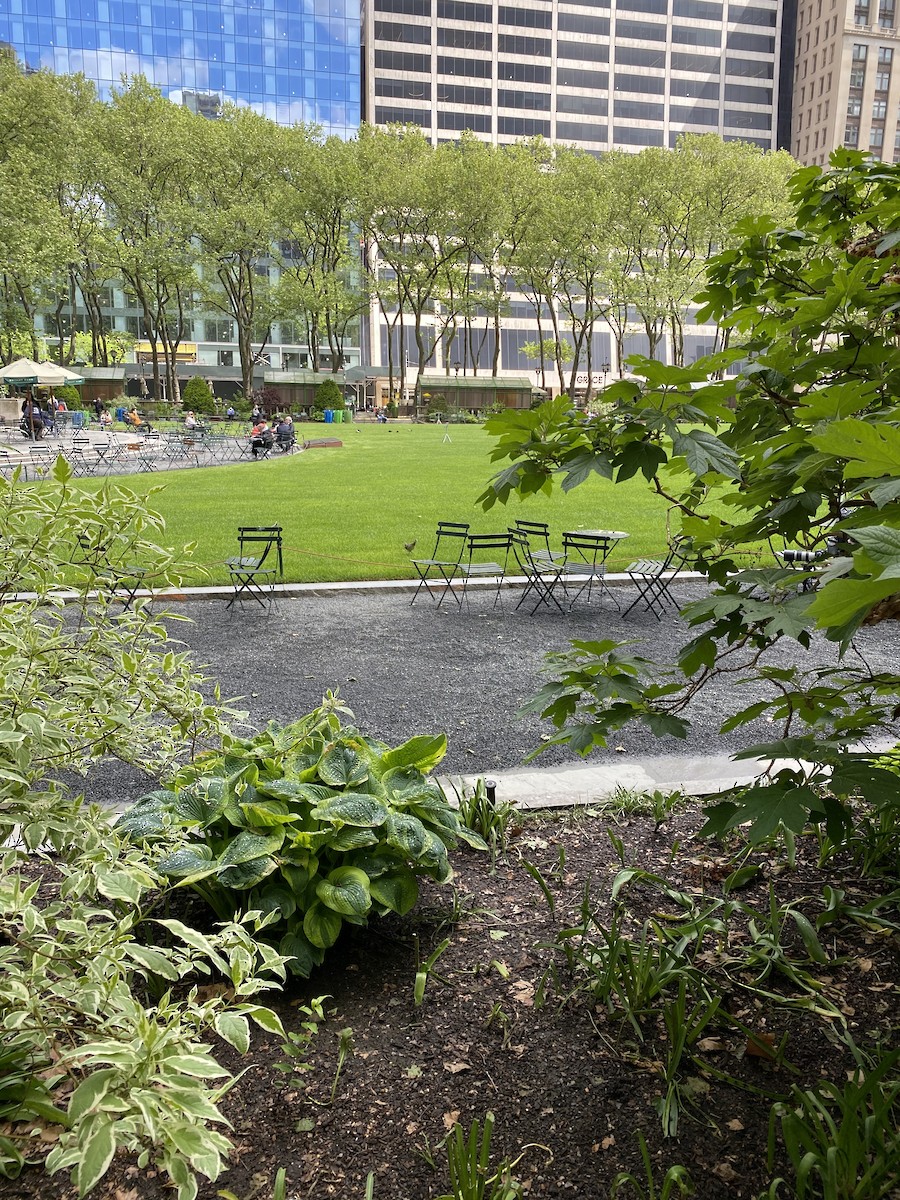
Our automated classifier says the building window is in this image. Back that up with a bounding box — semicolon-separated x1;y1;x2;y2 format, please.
498;88;551;110
848;96;863;116
619;46;668;67
374;105;431;125
374;49;429;72
217;350;233;367
438;27;492;50
615;73;665;94
873;99;888;118
673;0;722;17
374;0;432;14
672;25;721;46
724;108;772;129
556;120;607;142
725;57;774;78
730;4;777;25
496;115;550;136
497;60;551;83
437;55;492;77
557;93;608;116
617;19;667;40
614;126;664;145
436;0;491;19
850;67;866;87
852;42;869;59
557;39;610;61
614;98;665;121
437;111;492;132
871;125;885;146
376;78;432;99
671;78;720;99
725;83;773;104
556;66;609;87
670;104;720;125
436;83;491;105
205;319;235;343
499;5;552;29
496;33;550;55
557;12;610;35
373;21;430;43
855;3;870;23
879;46;894;62
618;0;667;11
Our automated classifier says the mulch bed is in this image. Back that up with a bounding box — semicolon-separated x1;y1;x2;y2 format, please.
9;806;900;1200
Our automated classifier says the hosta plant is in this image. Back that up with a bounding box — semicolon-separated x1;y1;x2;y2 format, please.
121;695;487;976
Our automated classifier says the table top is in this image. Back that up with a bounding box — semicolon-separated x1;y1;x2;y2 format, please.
563;529;629;540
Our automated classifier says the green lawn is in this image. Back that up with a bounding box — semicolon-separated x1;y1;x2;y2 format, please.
71;423;677;586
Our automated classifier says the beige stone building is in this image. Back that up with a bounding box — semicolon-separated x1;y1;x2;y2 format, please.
792;0;900;164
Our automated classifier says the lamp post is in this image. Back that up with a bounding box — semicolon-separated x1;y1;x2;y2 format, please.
600;360;611;389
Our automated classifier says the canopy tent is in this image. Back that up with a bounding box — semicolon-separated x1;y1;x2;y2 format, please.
0;358;85;387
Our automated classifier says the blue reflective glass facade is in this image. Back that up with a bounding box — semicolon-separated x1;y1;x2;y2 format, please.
0;0;361;136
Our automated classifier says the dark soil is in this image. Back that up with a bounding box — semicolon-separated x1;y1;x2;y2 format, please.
10;806;899;1200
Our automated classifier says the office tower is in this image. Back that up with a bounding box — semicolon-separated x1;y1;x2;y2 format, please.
792;0;900;164
0;0;360;136
0;1;362;376
364;0;788;154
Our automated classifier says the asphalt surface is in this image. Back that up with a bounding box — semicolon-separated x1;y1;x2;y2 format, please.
79;579;900;806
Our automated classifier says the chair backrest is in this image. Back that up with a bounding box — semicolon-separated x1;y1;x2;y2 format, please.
514;520;552;555
237;525;283;575
431;521;470;559
509;528;540;574
466;532;513;567
562;532;615;562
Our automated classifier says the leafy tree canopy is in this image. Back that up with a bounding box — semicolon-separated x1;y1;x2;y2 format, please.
479;150;900;843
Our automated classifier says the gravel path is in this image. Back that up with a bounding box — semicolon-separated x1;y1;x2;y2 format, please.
80;582;900;806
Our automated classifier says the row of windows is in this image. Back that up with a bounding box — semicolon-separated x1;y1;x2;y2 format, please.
370;0;777;20
374;47;774;85
372;103;771;134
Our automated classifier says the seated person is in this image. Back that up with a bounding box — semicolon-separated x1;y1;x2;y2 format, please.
125;406;153;432
184;410;198;430
20;396;44;440
275;416;295;451
249;420;274;458
99;407;113;427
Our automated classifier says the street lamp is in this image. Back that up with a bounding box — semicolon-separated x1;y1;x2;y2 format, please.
600;360;611;388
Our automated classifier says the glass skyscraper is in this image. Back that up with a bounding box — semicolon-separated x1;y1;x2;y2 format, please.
0;0;361;137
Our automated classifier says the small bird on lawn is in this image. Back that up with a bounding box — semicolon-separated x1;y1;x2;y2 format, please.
404;540;417;553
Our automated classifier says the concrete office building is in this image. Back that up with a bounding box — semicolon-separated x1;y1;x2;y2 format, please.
361;0;792;390
363;0;789;154
791;0;900;164
0;0;362;377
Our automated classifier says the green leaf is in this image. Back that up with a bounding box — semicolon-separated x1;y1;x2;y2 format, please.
75;1116;117;1195
310;792;389;828
173;788;226;826
672;429;740;479
315;866;371;916
278;931;325;977
317;744;369;787
67;1069;118;1123
327;825;379;852
214;1012;250;1054
368;867;419;915
163;1053;230;1079
157;846;218;882
124;943;182;980
383;811;429;858
238;799;300;827
379;734;447;774
217;855;278;890
810;419;900;478
303;900;344;949
218;829;284;866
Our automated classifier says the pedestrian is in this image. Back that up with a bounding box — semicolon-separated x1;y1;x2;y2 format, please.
93;395;104;421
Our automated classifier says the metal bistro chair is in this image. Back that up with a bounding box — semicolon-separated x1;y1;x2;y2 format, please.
457;532;513;611
226;526;284;610
559;531;622;609
410;521;470;606
510;528;566;615
622;538;690;619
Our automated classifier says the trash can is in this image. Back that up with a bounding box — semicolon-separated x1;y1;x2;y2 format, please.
71;411;84;428
115;406;126;421
333;410;342;424
324;409;333;423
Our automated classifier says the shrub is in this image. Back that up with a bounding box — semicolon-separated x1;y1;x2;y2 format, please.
313;377;343;417
53;384;81;406
0;461;305;1198
181;376;215;416
120;695;487;977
